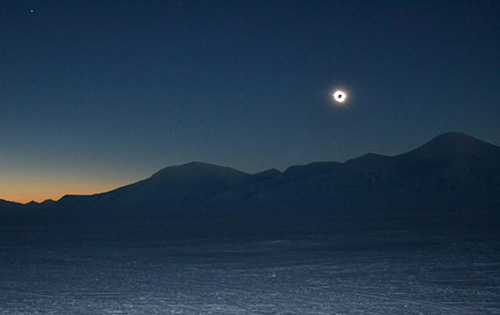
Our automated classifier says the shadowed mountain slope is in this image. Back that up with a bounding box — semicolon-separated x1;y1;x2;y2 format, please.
203;133;500;217
0;199;23;214
51;162;275;216
2;133;500;225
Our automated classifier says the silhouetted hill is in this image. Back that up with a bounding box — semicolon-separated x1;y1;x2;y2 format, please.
278;162;341;182
24;199;56;211
2;132;500;230
0;199;56;213
50;162;257;216
404;132;500;160
252;168;281;180
0;199;23;213
204;132;500;218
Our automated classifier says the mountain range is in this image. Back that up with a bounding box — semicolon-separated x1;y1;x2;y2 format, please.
1;132;500;228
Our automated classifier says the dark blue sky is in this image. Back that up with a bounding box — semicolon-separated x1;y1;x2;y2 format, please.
1;0;499;202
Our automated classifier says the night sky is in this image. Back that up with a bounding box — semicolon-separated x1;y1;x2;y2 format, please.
1;1;499;203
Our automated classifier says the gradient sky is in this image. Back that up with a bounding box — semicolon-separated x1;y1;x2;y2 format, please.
1;1;499;203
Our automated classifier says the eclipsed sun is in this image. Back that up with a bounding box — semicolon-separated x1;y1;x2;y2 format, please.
333;90;347;103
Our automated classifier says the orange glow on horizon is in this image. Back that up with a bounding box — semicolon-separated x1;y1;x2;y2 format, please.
3;187;105;204
0;177;139;204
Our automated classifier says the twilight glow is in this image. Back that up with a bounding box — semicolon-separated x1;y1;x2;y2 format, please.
1;1;499;203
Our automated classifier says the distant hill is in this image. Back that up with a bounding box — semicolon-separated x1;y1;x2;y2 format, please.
2;132;500;227
0;199;55;213
233;132;500;217
0;199;24;213
51;162;271;213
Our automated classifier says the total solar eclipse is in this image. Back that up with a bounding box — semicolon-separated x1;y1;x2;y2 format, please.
333;91;346;103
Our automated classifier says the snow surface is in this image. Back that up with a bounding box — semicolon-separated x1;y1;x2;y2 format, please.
1;229;499;314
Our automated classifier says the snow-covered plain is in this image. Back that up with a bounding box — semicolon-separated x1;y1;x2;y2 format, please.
0;227;499;314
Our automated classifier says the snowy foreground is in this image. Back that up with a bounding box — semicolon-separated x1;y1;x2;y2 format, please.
1;227;499;314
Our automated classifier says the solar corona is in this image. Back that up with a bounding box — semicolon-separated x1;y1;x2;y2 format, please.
333;90;346;103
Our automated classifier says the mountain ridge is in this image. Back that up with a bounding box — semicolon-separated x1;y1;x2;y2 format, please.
2;132;500;223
